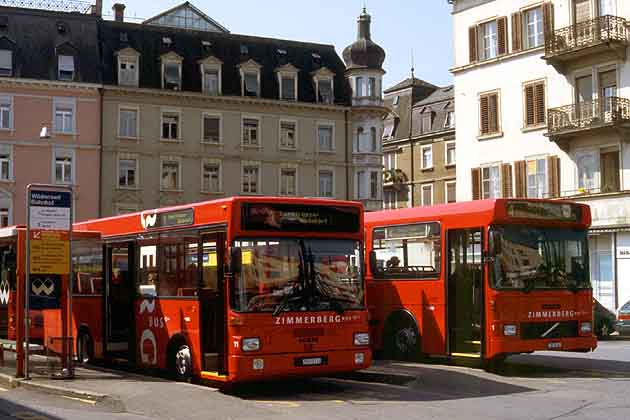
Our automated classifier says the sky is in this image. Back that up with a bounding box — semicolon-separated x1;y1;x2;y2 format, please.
101;0;454;89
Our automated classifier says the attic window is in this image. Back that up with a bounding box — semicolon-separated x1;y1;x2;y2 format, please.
0;50;12;77
0;16;8;29
277;49;287;55
120;32;128;42
202;40;212;48
162;37;172;46
393;96;400;106
56;22;66;34
163;61;181;90
240;45;249;55
58;55;75;81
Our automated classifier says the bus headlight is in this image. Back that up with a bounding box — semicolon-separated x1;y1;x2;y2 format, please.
354;333;370;346
242;337;260;352
580;322;592;334
503;324;517;336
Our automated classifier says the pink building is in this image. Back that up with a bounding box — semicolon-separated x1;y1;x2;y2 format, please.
0;7;101;224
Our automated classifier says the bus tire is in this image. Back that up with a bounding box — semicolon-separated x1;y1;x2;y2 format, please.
76;331;94;365
169;339;192;383
384;311;420;361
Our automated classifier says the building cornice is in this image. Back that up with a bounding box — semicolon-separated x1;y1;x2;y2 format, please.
102;85;351;112
0;77;101;91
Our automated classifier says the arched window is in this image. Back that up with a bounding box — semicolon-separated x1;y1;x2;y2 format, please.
357;127;364;151
370;127;377;152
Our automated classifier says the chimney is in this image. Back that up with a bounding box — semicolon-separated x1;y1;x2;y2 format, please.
92;0;102;17
113;3;126;23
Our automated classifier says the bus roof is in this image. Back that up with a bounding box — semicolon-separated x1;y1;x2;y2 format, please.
74;196;364;237
365;199;591;227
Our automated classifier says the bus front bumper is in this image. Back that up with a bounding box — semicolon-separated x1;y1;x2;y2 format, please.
489;336;597;358
227;348;372;383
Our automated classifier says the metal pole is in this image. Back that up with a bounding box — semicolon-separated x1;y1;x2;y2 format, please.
67;188;74;377
24;184;31;380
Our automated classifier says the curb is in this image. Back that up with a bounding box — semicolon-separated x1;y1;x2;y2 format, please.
0;373;108;402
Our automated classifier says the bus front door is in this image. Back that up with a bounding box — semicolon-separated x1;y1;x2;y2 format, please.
199;233;226;375
105;244;135;361
447;229;483;358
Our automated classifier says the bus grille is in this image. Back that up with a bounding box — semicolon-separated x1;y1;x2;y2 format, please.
520;321;578;340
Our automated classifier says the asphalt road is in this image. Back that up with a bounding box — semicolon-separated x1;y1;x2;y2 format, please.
0;340;628;420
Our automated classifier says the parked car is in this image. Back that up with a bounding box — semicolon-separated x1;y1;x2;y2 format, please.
593;299;616;338
616;300;630;336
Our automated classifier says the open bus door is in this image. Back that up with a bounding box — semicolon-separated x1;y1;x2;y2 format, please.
447;228;484;358
199;232;226;375
104;243;135;361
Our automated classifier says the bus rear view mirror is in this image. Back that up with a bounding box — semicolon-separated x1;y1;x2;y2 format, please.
230;247;242;275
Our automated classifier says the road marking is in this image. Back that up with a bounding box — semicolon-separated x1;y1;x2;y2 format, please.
13;412;52;420
61;396;97;405
0;386;8;392
252;400;301;408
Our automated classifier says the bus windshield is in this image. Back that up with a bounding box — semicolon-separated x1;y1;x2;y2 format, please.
232;238;364;313
489;225;590;291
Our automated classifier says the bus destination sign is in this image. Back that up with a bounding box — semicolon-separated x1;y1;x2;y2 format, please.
507;201;581;222
141;208;194;230
241;203;360;233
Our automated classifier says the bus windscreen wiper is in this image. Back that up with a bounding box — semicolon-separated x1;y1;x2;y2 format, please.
273;240;308;316
313;273;345;315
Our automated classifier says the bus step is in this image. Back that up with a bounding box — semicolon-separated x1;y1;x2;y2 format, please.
204;353;219;372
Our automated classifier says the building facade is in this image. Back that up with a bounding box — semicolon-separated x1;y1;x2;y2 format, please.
450;0;630;311
100;3;386;215
382;78;456;208
0;5;101;225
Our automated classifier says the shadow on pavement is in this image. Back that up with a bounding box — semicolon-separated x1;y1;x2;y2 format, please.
503;355;630;378
0;395;64;420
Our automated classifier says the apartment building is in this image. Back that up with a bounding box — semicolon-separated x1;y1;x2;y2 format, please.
100;3;387;215
450;0;630;311
0;4;101;225
382;78;456;208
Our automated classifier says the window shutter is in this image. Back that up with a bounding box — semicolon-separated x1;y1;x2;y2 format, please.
525;85;535;126
501;163;513;198
471;167;482;200
497;17;508;56
547;155;560;198
469;25;478;63
488;94;499;133
511;12;522;52
514;160;527;198
480;95;489;134
535;82;546;125
543;2;555;41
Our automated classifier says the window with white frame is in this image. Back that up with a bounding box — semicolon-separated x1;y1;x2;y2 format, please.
161;158;181;190
118;157;137;188
118;56;139;87
279;166;297;195
279;121;297;149
54;100;75;134
524;6;544;49
445;181;456;204
242;71;260;97
355;77;365;97
242;118;260;146
318;124;334;151
242;161;260;194
0;146;11;181
162;59;182;90
202;114;221;144
319;169;334;197
384;152;397;171
0;49;12;77
202;66;221;95
482;165;501;199
526;158;548;198
478;20;498;61
58;55;75;81
202;160;222;193
119;107;138;138
421;145;433;169
0;96;12;130
445;141;456;166
383;190;396;209
421;184;433;206
279;74;297;101
54;149;74;184
161;112;180;140
444;110;455;128
317;78;333;104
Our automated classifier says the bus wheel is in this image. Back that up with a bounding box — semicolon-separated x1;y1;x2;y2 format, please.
77;332;93;364
385;314;420;361
171;344;192;382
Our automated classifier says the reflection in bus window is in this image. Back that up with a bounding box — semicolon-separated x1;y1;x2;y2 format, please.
372;223;441;279
138;242;158;297
232;239;363;313
201;241;218;292
73;240;103;295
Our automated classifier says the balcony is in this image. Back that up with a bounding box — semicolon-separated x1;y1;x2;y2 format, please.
352;96;385;108
543;15;628;72
383;169;409;190
546;97;630;145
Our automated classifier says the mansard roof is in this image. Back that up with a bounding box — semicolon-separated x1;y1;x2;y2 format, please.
143;1;229;33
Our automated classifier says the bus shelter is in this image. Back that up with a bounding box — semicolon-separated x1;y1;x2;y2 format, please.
0;226;101;378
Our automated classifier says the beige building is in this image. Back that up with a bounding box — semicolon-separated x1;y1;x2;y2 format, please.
99;3;387;216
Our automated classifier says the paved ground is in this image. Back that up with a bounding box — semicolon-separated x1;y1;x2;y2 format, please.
0;340;628;420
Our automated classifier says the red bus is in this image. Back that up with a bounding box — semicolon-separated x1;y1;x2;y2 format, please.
365;199;597;365
74;197;370;383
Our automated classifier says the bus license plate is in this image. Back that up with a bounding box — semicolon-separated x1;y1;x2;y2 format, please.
548;342;562;350
302;357;323;366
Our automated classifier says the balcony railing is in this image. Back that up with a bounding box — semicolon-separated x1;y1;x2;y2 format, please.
547;96;630;136
545;15;627;58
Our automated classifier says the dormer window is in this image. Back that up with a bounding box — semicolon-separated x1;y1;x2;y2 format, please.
0;49;11;77
312;67;335;105
277;64;299;101
161;52;183;90
58;55;75;81
118;57;138;87
244;72;258;96
199;56;222;96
